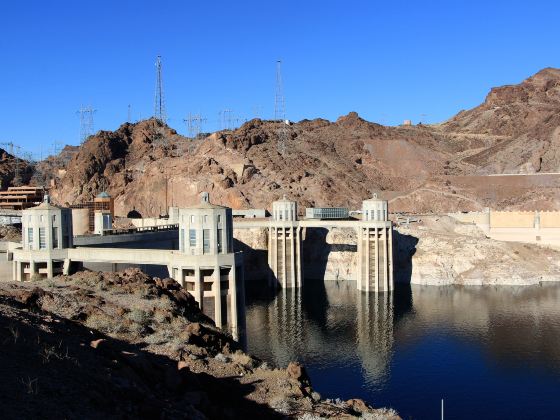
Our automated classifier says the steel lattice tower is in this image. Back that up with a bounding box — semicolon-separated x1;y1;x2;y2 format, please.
77;105;96;144
274;60;289;155
154;55;167;124
274;60;286;121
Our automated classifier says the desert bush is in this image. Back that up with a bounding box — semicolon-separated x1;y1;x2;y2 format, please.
85;312;127;335
127;308;151;326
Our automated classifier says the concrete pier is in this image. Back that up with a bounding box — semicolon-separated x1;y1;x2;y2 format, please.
268;196;303;288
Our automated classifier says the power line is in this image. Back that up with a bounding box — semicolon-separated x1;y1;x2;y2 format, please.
154;55;167;124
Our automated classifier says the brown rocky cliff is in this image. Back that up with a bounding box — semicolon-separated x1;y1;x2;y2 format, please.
43;68;560;215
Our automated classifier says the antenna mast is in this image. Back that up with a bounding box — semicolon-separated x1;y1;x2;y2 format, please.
154;55;167;124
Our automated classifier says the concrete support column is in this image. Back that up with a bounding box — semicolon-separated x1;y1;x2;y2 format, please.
30;261;36;277
213;265;222;327
63;259;71;276
272;227;278;288
12;261;17;282
290;226;296;288
366;228;371;292
267;227;273;287
17;262;23;282
194;267;203;311
179;268;186;287
296;227;302;287
374;227;379;293
388;228;393;291
228;265;238;339
46;259;53;279
281;227;287;288
357;227;362;291
383;227;388;292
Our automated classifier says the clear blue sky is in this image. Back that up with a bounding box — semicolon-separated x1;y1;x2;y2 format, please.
1;0;559;159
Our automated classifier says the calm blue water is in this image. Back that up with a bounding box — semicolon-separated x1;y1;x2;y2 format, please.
244;281;560;420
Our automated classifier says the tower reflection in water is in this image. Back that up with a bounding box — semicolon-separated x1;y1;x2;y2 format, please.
356;290;394;387
244;279;408;387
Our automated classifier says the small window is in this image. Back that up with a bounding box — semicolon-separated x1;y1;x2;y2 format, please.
190;215;195;224
204;215;208;223
52;215;56;223
189;229;196;247
40;215;44;223
217;229;223;253
217;214;221;223
39;228;46;249
27;228;33;250
279;212;283;221
203;229;210;254
52;227;58;248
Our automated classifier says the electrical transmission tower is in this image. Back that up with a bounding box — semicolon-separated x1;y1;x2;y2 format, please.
77;105;96;144
274;60;290;155
154;55;167;124
274;60;286;122
184;113;207;139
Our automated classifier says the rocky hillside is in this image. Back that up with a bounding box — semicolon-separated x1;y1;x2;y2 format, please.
40;68;560;215
440;67;560;174
0;148;34;188
0;268;399;419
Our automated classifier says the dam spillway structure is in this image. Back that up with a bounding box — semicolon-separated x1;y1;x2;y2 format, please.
357;193;393;292
268;195;303;288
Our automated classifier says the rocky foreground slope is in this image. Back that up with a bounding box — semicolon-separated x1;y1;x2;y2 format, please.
28;67;559;216
0;269;399;419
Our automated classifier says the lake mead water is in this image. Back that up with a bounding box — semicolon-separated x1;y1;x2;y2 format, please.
244;281;560;419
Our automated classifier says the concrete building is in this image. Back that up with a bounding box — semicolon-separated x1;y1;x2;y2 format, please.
11;192;244;338
14;195;73;280
170;192;242;332
94;210;112;235
357;194;393;292
69;191;114;233
268;196;303;288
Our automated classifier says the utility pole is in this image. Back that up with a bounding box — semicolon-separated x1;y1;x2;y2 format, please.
274;60;289;155
127;104;132;123
154;55;167;124
77;105;96;144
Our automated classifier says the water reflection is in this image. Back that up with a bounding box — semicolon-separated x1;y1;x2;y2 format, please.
245;280;560;419
356;291;394;387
